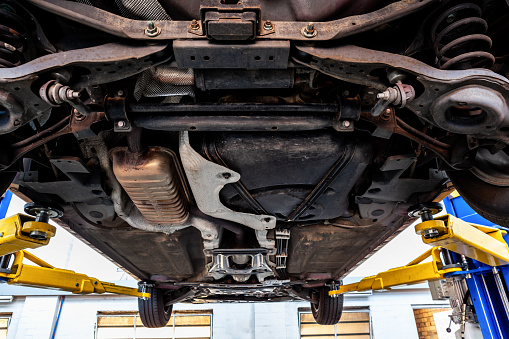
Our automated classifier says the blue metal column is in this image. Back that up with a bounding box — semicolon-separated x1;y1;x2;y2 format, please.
444;195;509;339
0;190;12;219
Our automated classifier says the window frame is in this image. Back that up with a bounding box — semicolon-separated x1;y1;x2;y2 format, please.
298;307;372;339
95;310;213;339
0;313;12;339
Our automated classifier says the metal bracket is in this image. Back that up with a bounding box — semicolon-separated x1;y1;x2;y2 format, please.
179;131;276;231
105;97;131;132
207;248;273;282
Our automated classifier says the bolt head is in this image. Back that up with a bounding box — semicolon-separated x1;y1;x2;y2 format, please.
117;120;126;128
263;20;273;30
342;120;351;128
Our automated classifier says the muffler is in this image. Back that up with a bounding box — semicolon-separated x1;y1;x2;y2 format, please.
111;147;190;224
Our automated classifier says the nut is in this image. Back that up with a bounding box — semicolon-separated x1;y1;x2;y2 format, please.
190;19;200;30
263;20;273;31
144;21;161;37
301;22;317;38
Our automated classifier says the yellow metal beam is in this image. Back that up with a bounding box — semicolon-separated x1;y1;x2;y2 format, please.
0;251;150;299
0;214;56;256
329;247;461;296
415;215;509;266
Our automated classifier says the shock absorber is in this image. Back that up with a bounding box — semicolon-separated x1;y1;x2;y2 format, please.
0;2;29;68
431;3;495;70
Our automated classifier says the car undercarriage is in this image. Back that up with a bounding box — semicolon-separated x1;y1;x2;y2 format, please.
1;0;509;327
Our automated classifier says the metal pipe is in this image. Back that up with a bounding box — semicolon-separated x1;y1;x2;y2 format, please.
128;103;339;114
133;115;333;131
492;267;509;319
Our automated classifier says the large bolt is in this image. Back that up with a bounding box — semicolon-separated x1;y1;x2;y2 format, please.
144;21;161;37
377;90;391;100
301;22;317;38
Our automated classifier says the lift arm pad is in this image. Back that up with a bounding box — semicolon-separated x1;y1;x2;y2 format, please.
0;214;56;256
416;215;509;266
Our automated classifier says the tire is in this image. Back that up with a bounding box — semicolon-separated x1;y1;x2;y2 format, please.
447;170;509;227
311;286;344;325
138;286;172;328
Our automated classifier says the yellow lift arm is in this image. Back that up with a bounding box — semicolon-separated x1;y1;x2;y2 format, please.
330;246;461;296
330;214;509;297
0;213;149;299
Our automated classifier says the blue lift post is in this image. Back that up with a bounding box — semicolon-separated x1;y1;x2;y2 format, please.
444;194;509;339
0;190;12;219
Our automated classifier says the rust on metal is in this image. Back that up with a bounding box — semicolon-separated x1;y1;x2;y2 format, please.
111;147;190;224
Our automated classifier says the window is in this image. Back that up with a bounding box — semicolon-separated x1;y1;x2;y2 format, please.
96;310;212;339
0;314;11;339
299;308;371;339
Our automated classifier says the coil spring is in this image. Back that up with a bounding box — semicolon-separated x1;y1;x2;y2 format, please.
0;2;29;68
431;3;495;70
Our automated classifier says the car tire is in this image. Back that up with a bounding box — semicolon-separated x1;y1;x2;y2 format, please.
447;170;509;227
138;286;172;328
311;286;344;325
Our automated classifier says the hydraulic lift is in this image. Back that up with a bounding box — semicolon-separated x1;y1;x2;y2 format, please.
1;195;509;338
0;201;149;299
330;202;509;339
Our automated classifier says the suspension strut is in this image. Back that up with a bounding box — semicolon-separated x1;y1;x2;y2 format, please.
0;2;30;68
431;3;495;70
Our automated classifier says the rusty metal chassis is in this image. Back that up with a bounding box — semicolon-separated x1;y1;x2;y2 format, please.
293;45;509;155
2;3;509;169
25;0;436;41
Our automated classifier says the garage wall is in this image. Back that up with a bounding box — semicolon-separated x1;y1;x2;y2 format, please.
0;288;450;339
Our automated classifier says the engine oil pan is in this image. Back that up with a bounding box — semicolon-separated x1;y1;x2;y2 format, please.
111;146;189;224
